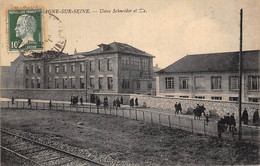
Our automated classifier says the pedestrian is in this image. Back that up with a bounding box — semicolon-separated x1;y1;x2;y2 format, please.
121;96;123;104
217;118;224;138
80;97;83;105
253;109;259;124
242;108;249;125
224;113;230;132
11;97;15;105
178;102;183;114
49;100;52;110
116;98;120;108
230;113;236;131
174;102;178;114
104;97;108;110
130;98;134;107
135;98;138;107
28;98;31;108
113;99;116;108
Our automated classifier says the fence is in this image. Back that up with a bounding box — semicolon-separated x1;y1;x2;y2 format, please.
1;100;259;143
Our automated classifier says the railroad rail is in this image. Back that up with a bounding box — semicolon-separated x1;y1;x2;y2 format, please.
1;129;106;166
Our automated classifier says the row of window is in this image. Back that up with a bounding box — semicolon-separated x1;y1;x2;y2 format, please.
167;95;259;102
121;57;149;71
25;78;41;88
90;59;113;71
136;81;152;90
89;77;113;90
25;65;41;74
165;76;260;90
47;63;85;74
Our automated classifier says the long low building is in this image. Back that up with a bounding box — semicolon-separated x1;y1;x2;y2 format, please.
156;50;260;103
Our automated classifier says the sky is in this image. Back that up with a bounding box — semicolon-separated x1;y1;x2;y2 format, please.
1;0;260;68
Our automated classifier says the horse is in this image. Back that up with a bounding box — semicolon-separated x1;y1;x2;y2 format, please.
193;106;206;120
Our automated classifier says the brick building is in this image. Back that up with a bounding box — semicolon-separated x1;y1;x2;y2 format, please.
156;50;260;102
23;42;155;96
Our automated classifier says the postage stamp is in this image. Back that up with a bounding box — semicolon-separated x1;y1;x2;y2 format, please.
8;8;43;51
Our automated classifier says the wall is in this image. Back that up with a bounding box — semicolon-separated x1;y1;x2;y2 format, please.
129;94;260;119
1;89;86;102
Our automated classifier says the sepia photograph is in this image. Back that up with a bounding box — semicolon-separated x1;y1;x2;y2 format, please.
0;0;259;165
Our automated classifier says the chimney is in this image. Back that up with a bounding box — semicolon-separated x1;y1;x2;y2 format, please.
98;43;109;51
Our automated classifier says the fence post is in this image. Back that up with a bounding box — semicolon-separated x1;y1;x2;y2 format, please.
159;113;161;125
83;105;84;112
203;121;206;135
191;119;193;133
16;101;18;108
110;108;111;115
179;117;181;127
23;102;24;109
36;102;38;110
90;105;91;113
151;113;153;123
8;101;9;108
143;111;145;121
129;109;131;118
56;103;58;110
63;104;65;110
135;110;137;120
122;109;124;117
43;103;45;110
168;115;171;127
115;107;117;116
70;105;71;111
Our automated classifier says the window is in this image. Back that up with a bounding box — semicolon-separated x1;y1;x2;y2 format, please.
25;78;29;88
25;66;29;74
179;96;189;98
211;76;221;89
31;65;35;74
165;77;174;89
63;64;67;73
98;60;101;71
107;77;113;90
90;61;95;71
229;97;238;101
48;65;51;73
229;76;239;90
249;98;259;102
90;78;94;89
137;81;140;90
55;66;59;74
107;59;113;71
31;78;34;88
80;63;85;72
211;96;222;100
55;78;59;88
179;77;188;90
71;64;75;73
122;76;130;89
148;81;152;89
37;78;41;88
248;76;259;90
47;78;51;89
62;78;67;89
71;78;76;89
99;77;103;89
195;77;204;89
80;78;84;89
37;65;41;74
195;96;205;99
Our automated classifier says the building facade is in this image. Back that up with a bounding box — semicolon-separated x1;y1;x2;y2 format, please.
156;50;260;102
23;42;155;95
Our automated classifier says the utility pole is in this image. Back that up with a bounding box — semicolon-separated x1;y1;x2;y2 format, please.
238;8;243;140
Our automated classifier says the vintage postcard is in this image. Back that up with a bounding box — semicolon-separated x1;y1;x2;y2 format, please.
0;0;260;165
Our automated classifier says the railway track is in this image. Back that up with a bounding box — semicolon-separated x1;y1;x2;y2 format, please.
1;130;106;166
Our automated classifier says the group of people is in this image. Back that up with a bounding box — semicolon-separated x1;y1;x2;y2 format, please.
70;96;83;106
95;96;123;109
241;108;259;125
129;98;138;107
217;113;236;138
174;102;182;114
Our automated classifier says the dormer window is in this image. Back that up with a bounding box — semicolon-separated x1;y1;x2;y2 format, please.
98;44;109;51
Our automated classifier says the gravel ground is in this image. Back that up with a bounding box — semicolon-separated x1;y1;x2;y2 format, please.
1;108;260;166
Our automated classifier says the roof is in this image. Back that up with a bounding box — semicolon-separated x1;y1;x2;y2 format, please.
157;50;260;73
83;42;154;58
